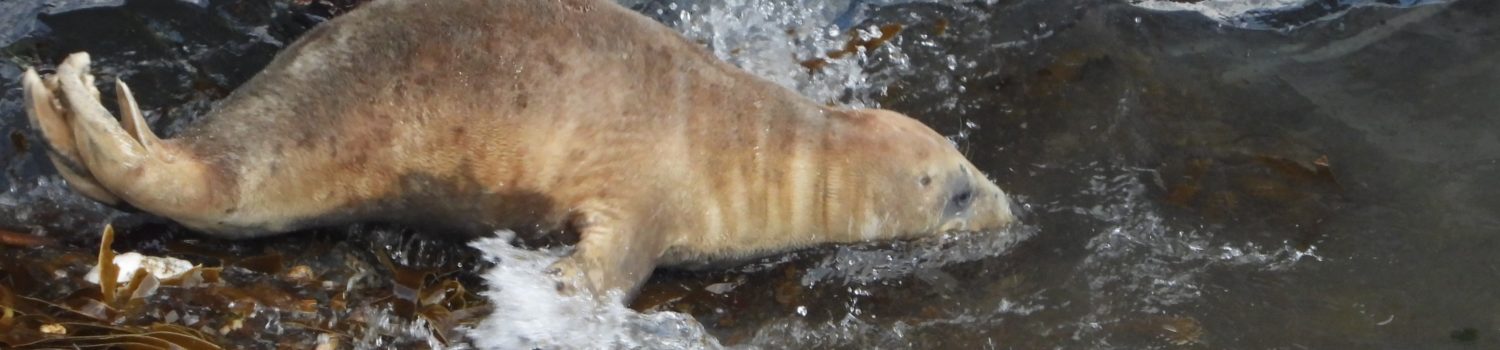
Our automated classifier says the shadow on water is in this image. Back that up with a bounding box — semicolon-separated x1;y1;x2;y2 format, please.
1;0;1497;348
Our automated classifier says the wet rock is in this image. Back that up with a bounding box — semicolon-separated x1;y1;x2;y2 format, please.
1159;316;1205;346
0;7;38;50
1451;327;1479;343
772;266;804;307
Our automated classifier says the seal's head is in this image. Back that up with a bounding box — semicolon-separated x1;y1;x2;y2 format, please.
835;109;1015;238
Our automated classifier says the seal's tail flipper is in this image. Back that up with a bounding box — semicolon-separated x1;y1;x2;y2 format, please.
23;64;122;205
26;52;230;226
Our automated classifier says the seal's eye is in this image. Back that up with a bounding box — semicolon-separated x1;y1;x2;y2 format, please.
919;175;932;187
949;189;974;209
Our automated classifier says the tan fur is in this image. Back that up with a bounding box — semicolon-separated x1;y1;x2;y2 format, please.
22;0;1014;300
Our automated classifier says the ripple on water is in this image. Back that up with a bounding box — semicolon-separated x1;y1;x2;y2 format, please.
1064;167;1321;346
1129;0;1452;30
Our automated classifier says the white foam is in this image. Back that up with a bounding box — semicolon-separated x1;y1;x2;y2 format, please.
462;231;723;350
1130;0;1313;23
652;0;916;107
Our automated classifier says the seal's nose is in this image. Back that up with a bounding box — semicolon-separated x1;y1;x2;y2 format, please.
963;176;1015;232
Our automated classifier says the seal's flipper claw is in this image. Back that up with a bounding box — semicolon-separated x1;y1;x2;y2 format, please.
115;79;159;153
22;67;122;205
546;205;666;302
83;73;99;100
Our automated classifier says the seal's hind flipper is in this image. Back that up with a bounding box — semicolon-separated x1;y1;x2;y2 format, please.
547;203;667;302
22;67;121;205
35;52;232;230
53;52;153;170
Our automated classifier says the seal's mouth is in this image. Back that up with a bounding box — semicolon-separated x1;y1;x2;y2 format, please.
937;219;969;233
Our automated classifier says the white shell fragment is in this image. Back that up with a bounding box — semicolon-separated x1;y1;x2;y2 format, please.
84;252;196;284
703;282;739;295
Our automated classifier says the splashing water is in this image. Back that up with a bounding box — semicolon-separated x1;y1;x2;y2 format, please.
463;231;723;349
463;227;1038;349
630;0;932;107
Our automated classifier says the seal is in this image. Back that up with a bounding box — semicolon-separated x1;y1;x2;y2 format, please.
22;0;1015;299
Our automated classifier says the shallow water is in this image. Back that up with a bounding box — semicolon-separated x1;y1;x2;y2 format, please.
2;0;1497;348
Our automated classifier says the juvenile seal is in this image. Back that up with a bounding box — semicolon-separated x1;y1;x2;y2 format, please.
22;0;1014;299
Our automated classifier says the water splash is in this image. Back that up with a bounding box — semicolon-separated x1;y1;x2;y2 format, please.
463;231;723;349
633;0;923;107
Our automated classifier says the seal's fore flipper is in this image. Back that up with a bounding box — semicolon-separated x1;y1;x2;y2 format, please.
547;203;666;302
22;66;121;205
